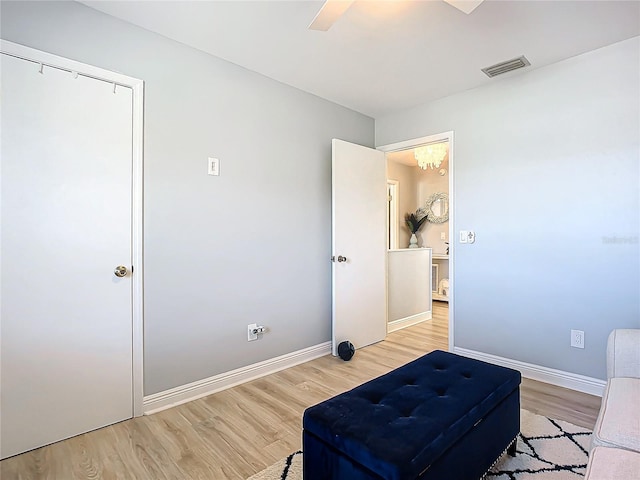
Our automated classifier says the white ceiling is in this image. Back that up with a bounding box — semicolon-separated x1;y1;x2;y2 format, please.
80;0;640;118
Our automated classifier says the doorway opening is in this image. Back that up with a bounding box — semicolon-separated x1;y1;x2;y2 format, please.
378;132;454;352
387;180;399;250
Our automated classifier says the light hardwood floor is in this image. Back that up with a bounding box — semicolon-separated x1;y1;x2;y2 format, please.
1;302;601;479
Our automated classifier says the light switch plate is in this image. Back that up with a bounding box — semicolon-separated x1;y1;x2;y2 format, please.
208;157;220;176
459;230;468;244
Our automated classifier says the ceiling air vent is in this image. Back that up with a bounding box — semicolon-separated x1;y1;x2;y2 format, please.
481;55;531;78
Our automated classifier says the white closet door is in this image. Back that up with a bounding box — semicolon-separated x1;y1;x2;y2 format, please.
1;53;134;458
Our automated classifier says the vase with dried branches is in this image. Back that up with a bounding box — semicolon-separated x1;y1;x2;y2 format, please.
404;211;428;248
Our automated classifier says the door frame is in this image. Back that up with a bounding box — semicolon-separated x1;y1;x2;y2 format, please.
387;180;399;250
1;40;145;416
377;131;455;352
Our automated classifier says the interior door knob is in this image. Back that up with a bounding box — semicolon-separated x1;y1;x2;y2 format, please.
114;265;128;277
337;255;347;263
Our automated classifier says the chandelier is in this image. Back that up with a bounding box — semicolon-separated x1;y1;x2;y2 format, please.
414;143;448;170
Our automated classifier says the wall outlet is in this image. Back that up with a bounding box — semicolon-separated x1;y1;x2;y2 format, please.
441;232;446;240
248;323;258;341
248;323;267;341
571;329;585;349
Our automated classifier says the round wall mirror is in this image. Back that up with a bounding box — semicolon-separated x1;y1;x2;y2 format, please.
419;192;449;224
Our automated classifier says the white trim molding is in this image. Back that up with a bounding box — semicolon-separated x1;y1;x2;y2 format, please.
388;311;432;333
453;347;606;397
143;342;332;415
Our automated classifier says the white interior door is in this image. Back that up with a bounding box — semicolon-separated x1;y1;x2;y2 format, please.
332;139;387;355
1;53;134;458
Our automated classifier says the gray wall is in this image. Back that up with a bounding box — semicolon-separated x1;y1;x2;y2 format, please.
377;37;640;380
1;1;374;395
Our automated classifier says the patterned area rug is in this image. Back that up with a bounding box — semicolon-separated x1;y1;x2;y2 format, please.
247;410;591;480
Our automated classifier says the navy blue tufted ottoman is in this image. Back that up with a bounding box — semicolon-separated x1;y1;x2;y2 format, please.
303;350;521;480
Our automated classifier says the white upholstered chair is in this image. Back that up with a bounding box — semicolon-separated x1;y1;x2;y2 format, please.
585;329;640;479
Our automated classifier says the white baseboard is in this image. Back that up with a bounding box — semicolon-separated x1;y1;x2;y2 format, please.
453;347;606;397
143;342;332;415
388;311;432;333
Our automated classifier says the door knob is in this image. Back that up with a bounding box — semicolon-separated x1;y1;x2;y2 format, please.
114;265;128;278
337;255;347;263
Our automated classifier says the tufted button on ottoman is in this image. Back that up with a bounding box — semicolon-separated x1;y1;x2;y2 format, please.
303;350;521;480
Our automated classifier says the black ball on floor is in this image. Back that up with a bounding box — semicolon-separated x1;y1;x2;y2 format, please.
338;341;355;361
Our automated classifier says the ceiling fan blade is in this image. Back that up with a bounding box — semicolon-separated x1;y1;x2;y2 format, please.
442;0;484;14
308;0;354;31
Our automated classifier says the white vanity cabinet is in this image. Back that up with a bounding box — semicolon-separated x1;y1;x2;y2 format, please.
432;253;449;302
